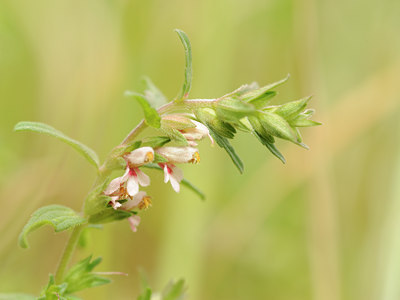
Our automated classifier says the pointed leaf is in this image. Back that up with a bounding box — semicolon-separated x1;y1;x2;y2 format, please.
274;96;311;120
208;128;244;174
241;75;290;102
259;112;298;142
254;131;286;164
64;256;111;294
19;205;87;249
174;29;192;101
142;76;168;108
248;91;277;109
14;121;99;168
125;91;161;128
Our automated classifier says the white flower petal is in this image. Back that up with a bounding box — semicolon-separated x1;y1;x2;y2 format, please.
120;167;130;182
104;177;122;195
171;165;184;182
169;174;181;193
127;176;139;196
163;164;170;183
124;191;146;209
156;147;199;164
136;169;150;186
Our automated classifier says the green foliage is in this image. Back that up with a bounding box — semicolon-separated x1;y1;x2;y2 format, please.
142;136;171;148
174;29;192;101
143;164;205;200
14;121;99;168
161;127;189;146
209;128;244;173
88;207;132;224
19;205;87;249
240;75;289;103
37;257;109;300
64;256;111;294
125;91;161;128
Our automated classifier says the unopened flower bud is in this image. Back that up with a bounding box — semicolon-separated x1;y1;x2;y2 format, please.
156;146;200;164
125;146;154;167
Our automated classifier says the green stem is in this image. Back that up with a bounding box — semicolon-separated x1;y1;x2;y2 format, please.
54;224;86;284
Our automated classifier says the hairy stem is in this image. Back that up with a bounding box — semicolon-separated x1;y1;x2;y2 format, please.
55;224;86;284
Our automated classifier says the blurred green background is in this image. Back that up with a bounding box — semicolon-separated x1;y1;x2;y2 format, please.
1;0;400;299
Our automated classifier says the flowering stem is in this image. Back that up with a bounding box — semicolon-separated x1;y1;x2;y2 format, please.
54;224;86;284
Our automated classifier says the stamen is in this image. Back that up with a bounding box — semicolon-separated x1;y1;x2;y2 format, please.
139;196;152;210
191;152;200;164
145;152;154;163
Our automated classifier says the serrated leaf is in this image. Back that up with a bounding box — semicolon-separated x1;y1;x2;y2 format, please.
88;207;132;224
19;205;87;249
174;29;192;101
0;294;36;300
162;279;186;300
64;256;111;294
208;128;244;174
142;76;168;108
14;121;99;168
143;164;205;200
125;91;161;128
240;75;290;103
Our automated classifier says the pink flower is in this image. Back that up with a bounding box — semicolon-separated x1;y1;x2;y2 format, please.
104;166;150;197
128;215;141;232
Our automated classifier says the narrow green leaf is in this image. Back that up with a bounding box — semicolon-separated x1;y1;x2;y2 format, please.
19;205;87;249
125;91;161;128
14;121;99;168
142;76;168;108
0;294;36;300
64;256;111;294
254;131;286;164
143;164;205;200
240;74;290;103
208;128;244;174
137;288;152;300
174;29;192;101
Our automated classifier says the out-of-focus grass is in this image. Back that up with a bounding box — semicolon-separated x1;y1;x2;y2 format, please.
1;0;400;299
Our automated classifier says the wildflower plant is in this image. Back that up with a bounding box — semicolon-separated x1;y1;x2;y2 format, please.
6;29;320;300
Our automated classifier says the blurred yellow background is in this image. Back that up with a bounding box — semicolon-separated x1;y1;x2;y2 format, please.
1;0;400;299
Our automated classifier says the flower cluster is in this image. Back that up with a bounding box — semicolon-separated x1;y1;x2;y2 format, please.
103;114;209;231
